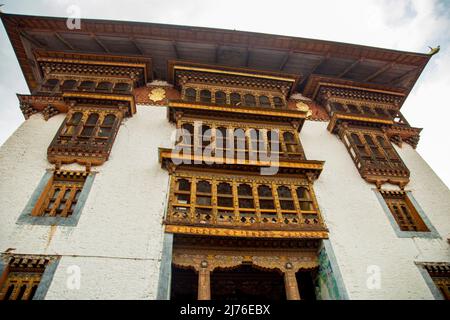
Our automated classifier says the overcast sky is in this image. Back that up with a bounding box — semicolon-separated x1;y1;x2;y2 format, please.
1;0;449;187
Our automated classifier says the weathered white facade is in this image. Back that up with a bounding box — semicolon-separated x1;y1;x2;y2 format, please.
302;120;450;299
0;104;449;299
0;105;173;299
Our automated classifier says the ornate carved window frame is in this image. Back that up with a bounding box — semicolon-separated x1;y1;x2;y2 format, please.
338;125;410;187
175;117;306;161
373;189;440;238
17;170;96;226
416;262;450;300
180;84;288;109
165;169;327;238
0;254;60;300
48;106;125;166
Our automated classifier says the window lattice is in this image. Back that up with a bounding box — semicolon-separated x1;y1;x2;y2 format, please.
168;173;323;228
0;256;53;301
423;263;450;300
182;86;286;109
32;171;88;218
380;190;429;232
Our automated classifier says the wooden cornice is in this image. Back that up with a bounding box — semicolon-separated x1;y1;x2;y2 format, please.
168;60;300;95
327;112;394;134
303;74;406;104
168;100;307;129
158;147;324;178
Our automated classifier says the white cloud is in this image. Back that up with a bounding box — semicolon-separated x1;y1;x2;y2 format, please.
0;0;449;186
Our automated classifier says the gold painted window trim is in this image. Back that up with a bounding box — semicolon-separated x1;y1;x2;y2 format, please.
32;170;88;218
48;106;124;166
181;84;287;109
380;190;429;232
166;170;325;231
176;118;305;160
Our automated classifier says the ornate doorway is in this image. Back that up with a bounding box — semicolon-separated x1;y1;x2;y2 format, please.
211;264;286;300
169;235;321;300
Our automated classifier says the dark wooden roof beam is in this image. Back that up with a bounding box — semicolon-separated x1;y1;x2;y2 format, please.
214;45;219;64
364;62;395;82
91;34;110;53
389;68;419;85
130;38;143;55
172;41;180;59
19;31;46;48
299;54;329;86
279;51;291;71
54;32;75;50
338;58;363;78
245;47;250;67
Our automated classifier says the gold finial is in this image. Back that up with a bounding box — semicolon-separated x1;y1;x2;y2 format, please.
427;45;440;56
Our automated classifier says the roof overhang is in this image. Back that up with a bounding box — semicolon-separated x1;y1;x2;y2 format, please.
1;12;431;103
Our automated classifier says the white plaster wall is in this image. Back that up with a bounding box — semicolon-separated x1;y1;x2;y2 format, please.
0;105;174;299
301;120;450;299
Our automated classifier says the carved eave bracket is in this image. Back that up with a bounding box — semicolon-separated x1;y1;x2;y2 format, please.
383;125;422;149
168;60;300;96
17;94;65;120
327;112;394;134
168;101;307;132
158;147;324;179
62;92;135;117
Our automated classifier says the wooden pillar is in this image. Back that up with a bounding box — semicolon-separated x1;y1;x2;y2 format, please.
284;263;301;300
198;261;211;300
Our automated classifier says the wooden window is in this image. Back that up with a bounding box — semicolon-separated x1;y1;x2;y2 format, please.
267;130;280;156
361;105;375;116
32;171;88;218
380;190;429;232
79;80;95;91
215;126;228;152
96;81;113;93
215;91;226;105
167;174;322;228
217;182;234;224
330;102;345;113
374;107;389;117
243;94;256;107
61;79;77;91
257;185;277;223
351;133;370;158
98;114;116;138
364;134;385;161
40;78;59;92
0;256;54;301
80;113;99;138
195;181;212;219
200;89;212;103
113;82;131;93
422;264;450;300
61;112;82;137
238;183;256;223
377;135;399;162
347;104;360;114
55;109;121;144
283;132;301;155
179;123;194;146
230;92;241;106
185;88;197;102
273;97;284;109
277;186;294;210
259;95;271;108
